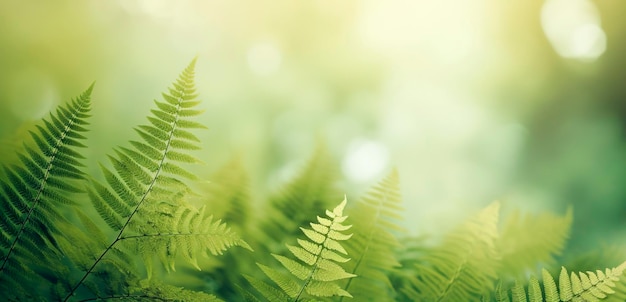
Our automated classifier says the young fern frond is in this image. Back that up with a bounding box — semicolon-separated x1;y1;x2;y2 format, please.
492;261;626;302
248;197;356;301
64;60;247;301
340;170;404;302
403;202;501;302
0;85;92;298
257;143;339;252
496;207;573;279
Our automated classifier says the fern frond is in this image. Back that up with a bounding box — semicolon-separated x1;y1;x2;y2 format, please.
121;203;251;277
89;59;204;233
251;197;356;301
403;202;501;301
497;206;572;279
0;85;93;298
492;261;626;302
65;59;247;300
340;170;404;302
257;143;339;252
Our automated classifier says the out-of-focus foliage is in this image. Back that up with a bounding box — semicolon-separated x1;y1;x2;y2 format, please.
496;207;573;280
1;0;626;301
488;264;626;302
1;0;625;252
0;70;624;300
341;170;404;302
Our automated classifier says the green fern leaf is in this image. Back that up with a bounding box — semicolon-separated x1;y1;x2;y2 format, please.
340;170;404;302
0;85;92;298
251;197;356;301
65;59;248;300
403;202;501;301
497;207;573;278
492;261;626;302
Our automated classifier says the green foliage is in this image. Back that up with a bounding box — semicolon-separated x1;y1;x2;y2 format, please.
60;59;249;301
0;60;625;301
399;202;578;302
256;144;339;252
137;280;224;301
248;197;356;301
341;170;404;302
0;85;92;299
199;157;255;300
496;207;573;279
203;157;251;232
491;262;626;302
402;202;501;301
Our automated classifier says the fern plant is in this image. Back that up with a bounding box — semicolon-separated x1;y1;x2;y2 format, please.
60;60;248;301
247;197;356;301
0;85;93;300
2;59;626;302
491;262;626;302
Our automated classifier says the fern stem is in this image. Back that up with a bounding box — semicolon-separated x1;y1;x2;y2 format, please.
0;106;82;272
64;85;185;301
77;294;170;301
294;253;322;302
293;218;339;302
64;237;120;301
119;232;211;240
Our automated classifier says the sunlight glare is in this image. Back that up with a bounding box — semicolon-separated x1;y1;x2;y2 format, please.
342;139;390;183
541;0;606;61
247;42;282;76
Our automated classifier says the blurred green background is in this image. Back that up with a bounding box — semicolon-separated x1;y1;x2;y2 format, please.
1;0;625;253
